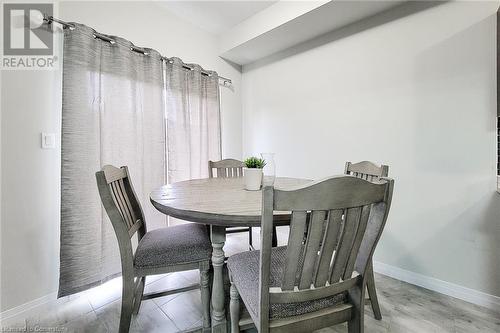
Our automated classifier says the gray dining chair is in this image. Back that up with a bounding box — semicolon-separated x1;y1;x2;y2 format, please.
209;159;278;248
96;165;212;333
228;175;394;332
345;160;389;320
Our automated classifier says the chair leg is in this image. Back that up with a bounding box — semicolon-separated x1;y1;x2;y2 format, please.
132;276;145;315
348;285;365;333
248;227;253;250
119;276;135;333
348;313;363;333
229;280;240;333
200;267;211;331
272;226;278;247
366;260;382;320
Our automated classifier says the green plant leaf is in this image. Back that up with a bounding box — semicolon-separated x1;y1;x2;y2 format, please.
244;156;266;169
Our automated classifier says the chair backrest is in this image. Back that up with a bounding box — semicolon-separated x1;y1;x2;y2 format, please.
344;161;389;181
96;165;147;271
208;158;244;178
258;175;394;330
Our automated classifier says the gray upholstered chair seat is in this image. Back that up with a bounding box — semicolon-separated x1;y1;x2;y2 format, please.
228;246;346;320
134;223;212;269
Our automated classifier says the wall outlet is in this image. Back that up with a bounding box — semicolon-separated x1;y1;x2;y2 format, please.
41;132;56;149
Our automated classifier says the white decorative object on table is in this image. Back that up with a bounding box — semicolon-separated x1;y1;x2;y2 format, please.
244;167;263;190
243;156;266;191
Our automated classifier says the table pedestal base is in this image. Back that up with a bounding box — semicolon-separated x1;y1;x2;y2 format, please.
210;226;227;333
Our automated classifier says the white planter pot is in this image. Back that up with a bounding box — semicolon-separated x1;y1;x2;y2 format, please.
244;168;263;191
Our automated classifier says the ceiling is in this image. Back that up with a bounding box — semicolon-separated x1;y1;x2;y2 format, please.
160;1;278;35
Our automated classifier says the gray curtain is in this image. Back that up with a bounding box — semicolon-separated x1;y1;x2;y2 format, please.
59;25;222;296
165;57;222;184
59;24;166;297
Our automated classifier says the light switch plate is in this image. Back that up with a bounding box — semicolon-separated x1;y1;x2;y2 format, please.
41;132;56;149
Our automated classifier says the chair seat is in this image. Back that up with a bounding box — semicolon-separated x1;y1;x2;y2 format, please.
134;223;212;269
228;246;346;320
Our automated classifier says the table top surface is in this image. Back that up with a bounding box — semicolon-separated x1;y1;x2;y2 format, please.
150;177;310;227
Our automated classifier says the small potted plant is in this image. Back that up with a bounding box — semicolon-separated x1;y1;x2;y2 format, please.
243;156;266;190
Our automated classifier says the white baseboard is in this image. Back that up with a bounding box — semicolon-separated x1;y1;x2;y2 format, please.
373;260;500;312
0;292;57;322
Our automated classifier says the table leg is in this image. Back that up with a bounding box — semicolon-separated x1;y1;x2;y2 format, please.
210;226;227;333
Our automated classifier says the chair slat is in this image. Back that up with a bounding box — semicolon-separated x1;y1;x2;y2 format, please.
343;204;371;279
111;181;133;228
119;178;138;224
108;183;125;221
119;182;136;228
314;209;343;287
299;210;326;289
217;167;224;178
116;181;135;228
282;211;308;290
329;207;361;284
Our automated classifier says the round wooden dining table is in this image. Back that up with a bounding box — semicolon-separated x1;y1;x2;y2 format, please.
150;177;310;333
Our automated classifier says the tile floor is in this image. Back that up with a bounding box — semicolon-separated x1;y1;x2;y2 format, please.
1;231;500;333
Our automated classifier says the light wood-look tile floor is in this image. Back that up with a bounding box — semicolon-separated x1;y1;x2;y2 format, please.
1;231;499;333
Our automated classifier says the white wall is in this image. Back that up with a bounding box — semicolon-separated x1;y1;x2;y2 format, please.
0;1;242;312
242;1;500;299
